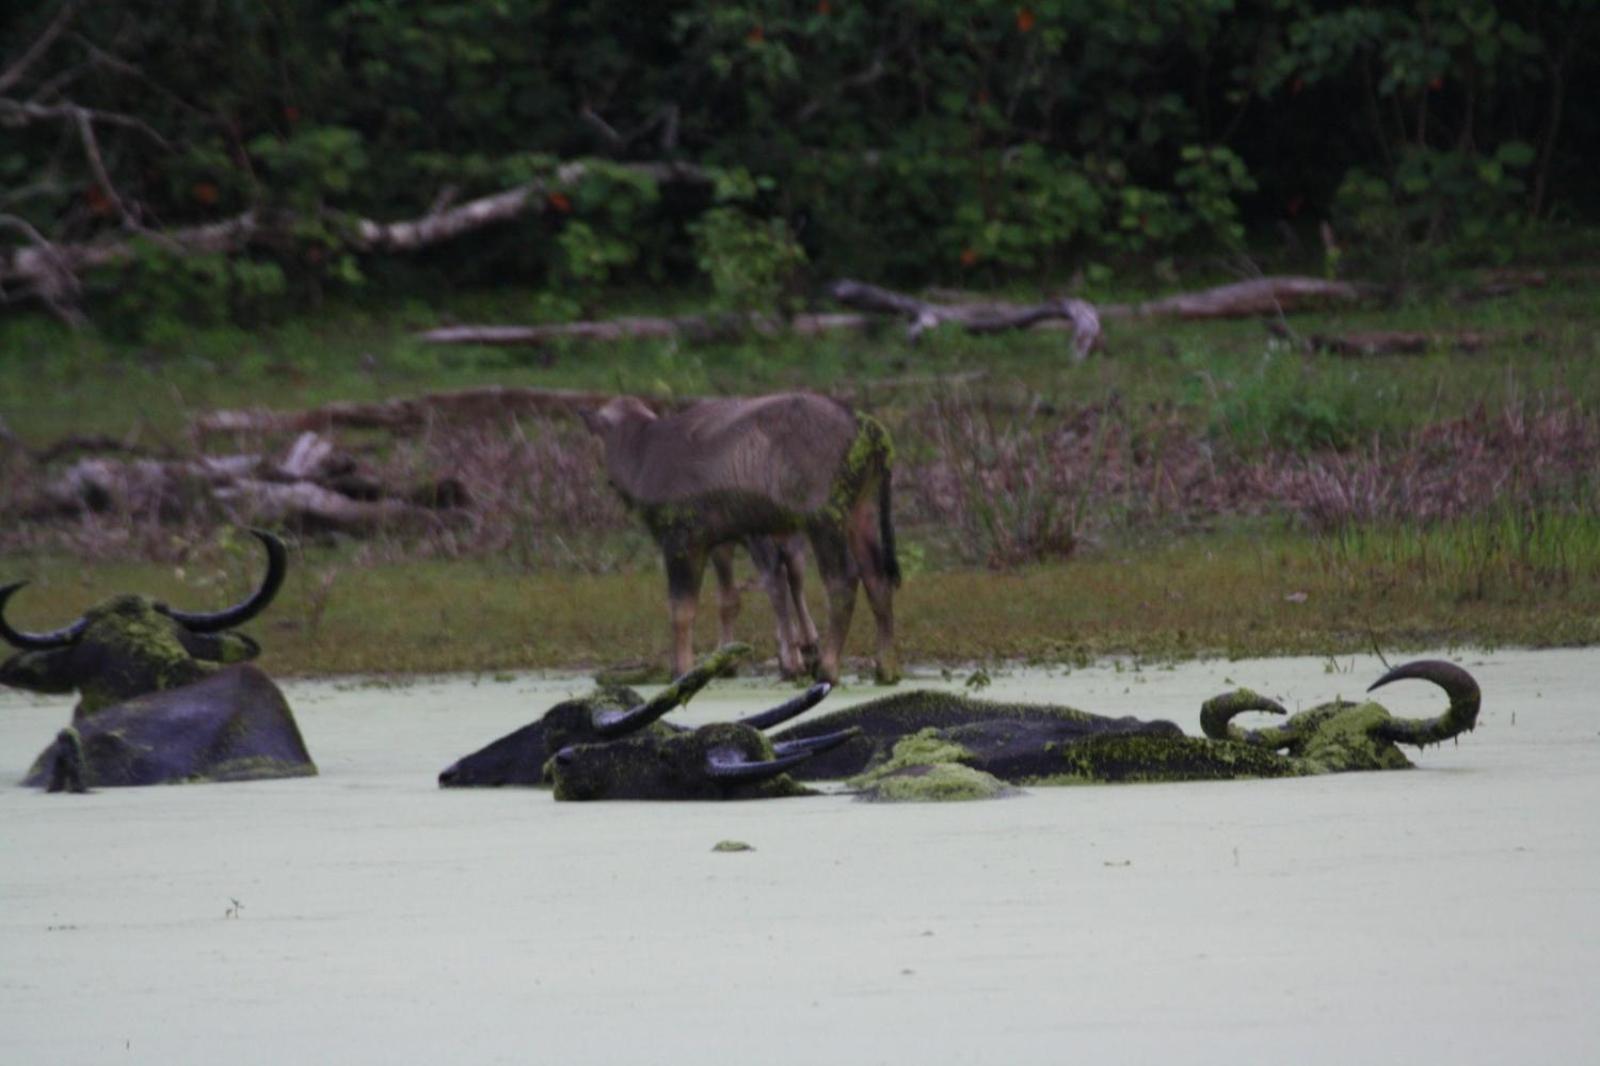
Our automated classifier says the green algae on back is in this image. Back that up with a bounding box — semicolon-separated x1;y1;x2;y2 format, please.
847;728;1015;802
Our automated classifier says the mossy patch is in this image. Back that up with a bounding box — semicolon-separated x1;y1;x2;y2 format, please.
847;728;1014;801
856;763;1015;802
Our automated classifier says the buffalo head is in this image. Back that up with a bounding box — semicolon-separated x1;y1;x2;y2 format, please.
548;676;854;801
0;529;287;718
438;643;843;790
1199;659;1482;774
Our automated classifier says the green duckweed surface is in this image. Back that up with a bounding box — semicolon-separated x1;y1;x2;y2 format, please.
1;649;1596;1064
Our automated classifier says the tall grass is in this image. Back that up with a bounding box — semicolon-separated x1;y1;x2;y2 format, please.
1318;507;1600;603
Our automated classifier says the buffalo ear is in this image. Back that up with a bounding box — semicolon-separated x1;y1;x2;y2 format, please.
180;630;261;664
0;649;78;694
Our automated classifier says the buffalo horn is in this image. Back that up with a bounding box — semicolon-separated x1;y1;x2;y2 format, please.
737;682;832;730
595;643;752;739
158;529;288;633
1368;659;1482;743
704;748;817;784
770;727;859;759
0;582;90;650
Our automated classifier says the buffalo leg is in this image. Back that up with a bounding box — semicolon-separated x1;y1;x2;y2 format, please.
778;535;821;673
808;526;858;685
663;546;709;677
746;536;804;677
711;544;741;648
847;499;899;684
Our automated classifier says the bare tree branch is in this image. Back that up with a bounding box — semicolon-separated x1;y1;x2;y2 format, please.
0;1;79;96
0;160;715;304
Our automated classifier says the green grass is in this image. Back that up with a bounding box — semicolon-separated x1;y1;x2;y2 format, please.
3;265;1597;447
3;522;1597;677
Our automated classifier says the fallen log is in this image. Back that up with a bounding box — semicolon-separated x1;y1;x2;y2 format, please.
410;276;1379;361
1112;276;1375;320
193;385;617;437
25;432;465;535
825;279;1103;359
1267;322;1533;357
417;312;874;347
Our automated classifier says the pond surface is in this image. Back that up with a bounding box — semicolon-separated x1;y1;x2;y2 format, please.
2;650;1597;1064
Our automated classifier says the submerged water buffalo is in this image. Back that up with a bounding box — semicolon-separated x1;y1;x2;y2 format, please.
840;659;1483;797
440;643;850;800
582;392;899;684
438;643;836;790
1;530;316;789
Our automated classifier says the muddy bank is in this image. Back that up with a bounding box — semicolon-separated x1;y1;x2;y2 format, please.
2;650;1596;1064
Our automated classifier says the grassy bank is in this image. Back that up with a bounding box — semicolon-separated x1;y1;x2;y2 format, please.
3;259;1598;676
3;523;1597;678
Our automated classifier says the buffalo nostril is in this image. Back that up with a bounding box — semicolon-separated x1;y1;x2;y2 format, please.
555;748;575;766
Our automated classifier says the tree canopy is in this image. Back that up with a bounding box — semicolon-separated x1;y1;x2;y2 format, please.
2;1;1595;324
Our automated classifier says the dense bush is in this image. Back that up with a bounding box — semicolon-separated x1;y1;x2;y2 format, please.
2;0;1596;328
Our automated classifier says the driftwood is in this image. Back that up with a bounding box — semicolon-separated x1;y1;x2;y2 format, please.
1455;269;1547;304
414;276;1375;361
825;279;1103;359
27;432;463;535
193;385;617;438
1267;322;1532;357
418;312;873;348
1107;276;1375;320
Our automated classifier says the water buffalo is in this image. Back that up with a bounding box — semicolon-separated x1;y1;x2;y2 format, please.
780;659;1482;791
582;392;899;684
438;643;831;788
1;529;316;789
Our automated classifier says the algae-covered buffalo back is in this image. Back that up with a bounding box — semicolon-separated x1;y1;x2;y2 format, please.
771;689;1183;779
22;664;316;788
437;686;646;787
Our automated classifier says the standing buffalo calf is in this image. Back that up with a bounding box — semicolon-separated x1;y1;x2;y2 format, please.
583;392;900;684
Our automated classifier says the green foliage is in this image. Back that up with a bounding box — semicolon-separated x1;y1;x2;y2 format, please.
1;0;1597;330
98;241;287;343
1333;142;1538;279
1206;347;1401;455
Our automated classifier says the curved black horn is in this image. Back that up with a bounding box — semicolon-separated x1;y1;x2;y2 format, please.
1368;659;1482;746
771;727;859;760
705;748;817;784
0;582;90;651
159;529;287;633
595;643;753;739
738;682;832;731
1199;689;1289;743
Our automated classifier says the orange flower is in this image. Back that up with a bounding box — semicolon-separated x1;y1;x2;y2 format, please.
283;105;301;124
960;247;980;267
1016;8;1035;33
547;192;573;214
192;181;220;206
1291;77;1305;95
1428;76;1443;91
817;1;831;13
747;25;765;43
